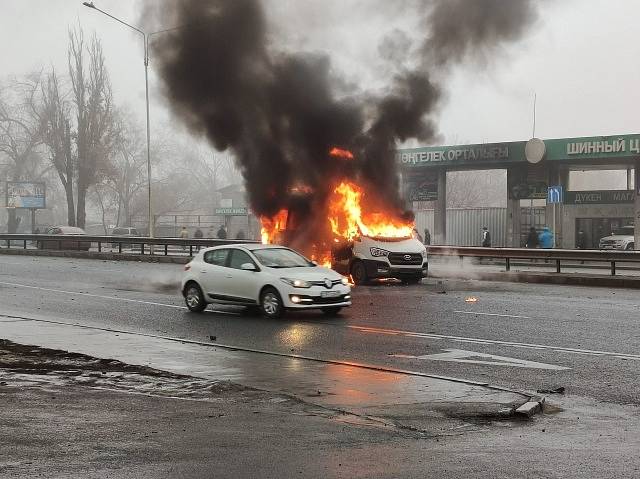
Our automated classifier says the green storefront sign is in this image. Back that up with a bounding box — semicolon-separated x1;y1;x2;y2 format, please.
397;133;640;168
215;207;248;215
565;190;635;205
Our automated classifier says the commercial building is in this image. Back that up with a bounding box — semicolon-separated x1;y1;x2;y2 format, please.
399;133;639;249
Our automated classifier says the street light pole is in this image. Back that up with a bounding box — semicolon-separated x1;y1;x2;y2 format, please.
82;2;173;242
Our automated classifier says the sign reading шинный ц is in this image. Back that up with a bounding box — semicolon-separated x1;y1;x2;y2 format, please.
5;181;46;209
397;134;640;168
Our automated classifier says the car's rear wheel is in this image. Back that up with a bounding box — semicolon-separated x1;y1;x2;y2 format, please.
260;287;284;319
184;282;207;313
350;260;368;285
321;307;342;316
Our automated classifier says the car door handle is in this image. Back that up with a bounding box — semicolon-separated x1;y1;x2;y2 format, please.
200;270;207;273
225;274;233;279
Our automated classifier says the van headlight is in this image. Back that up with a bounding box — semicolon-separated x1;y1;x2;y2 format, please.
370;247;390;257
280;278;311;288
340;276;349;286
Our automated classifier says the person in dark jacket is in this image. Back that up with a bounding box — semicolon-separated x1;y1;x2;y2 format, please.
194;228;203;251
481;227;491;247
236;229;246;240
576;229;588;249
526;227;539;248
216;225;227;239
423;228;431;246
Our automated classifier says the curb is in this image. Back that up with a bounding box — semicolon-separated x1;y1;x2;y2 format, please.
0;248;190;264
430;270;640;289
1;313;542;419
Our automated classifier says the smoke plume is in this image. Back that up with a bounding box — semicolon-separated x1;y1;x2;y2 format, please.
146;0;538;246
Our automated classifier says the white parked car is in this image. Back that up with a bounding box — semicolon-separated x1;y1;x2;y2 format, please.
599;226;635;251
181;244;351;318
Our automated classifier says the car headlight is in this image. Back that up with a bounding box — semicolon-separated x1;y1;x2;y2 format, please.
280;278;312;288
340;277;349;286
370;247;390;257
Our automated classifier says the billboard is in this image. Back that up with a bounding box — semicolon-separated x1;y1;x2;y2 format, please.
5;181;46;209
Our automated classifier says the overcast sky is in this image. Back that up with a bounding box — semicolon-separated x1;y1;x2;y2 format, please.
2;0;639;148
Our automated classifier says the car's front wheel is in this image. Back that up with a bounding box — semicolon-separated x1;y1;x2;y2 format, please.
184;282;207;313
260;287;284;319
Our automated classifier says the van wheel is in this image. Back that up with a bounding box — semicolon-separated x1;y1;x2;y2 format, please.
184;283;207;312
260;287;284;319
626;243;635;251
350;261;368;285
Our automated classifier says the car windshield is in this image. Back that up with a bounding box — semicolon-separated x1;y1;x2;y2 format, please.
252;248;313;268
612;227;634;236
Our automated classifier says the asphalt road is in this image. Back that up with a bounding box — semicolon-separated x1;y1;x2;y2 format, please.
1;255;639;407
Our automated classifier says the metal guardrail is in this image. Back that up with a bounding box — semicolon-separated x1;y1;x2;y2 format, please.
426;245;640;276
0;234;259;257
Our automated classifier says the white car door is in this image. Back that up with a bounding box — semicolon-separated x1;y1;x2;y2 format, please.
200;248;232;300
224;249;263;304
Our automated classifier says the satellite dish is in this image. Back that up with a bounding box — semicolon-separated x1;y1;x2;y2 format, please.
525;138;546;164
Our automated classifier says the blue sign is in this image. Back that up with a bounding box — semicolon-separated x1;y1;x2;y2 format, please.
547;185;563;204
6;181;46;209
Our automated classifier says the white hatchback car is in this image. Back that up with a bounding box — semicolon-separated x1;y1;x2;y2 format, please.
181;244;352;318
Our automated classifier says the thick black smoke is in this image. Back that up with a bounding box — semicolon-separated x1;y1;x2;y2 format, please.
147;0;537;245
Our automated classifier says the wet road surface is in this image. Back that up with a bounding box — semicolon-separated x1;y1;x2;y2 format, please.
1;255;639;406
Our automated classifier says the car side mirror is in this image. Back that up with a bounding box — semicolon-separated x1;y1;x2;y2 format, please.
240;263;257;271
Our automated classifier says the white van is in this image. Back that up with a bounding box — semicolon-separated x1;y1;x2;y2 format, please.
332;234;428;285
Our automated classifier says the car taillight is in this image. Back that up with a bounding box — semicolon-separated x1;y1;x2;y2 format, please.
184;264;191;271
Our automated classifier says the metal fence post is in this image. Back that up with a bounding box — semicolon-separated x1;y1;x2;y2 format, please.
556;259;561;273
506;257;511;272
611;261;616;276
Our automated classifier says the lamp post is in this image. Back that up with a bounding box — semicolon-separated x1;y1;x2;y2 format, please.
82;2;180;243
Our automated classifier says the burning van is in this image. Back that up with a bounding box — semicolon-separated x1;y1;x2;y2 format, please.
260;179;427;285
331;234;427;285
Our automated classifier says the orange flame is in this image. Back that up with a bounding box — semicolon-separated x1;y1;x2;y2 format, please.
328;181;414;241
260;209;288;244
329;147;354;160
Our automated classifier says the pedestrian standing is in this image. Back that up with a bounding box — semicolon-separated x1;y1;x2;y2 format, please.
576;229;587;250
216;225;227;239
194;227;203;251
481;227;492;247
526;227;539;248
539;226;554;249
180;226;189;251
236;229;246;240
423;228;431;246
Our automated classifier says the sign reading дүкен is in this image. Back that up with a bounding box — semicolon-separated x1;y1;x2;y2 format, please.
397;134;640;169
565;190;635;205
215;207;248;216
5;181;46;209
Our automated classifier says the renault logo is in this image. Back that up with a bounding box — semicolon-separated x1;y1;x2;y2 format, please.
324;279;333;289
404;254;412;261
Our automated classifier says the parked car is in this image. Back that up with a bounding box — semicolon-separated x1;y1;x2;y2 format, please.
110;227;139;249
181;244;351;318
37;226;92;251
599;226;635;250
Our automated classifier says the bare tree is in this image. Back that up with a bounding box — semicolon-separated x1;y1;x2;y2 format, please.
0;76;45;232
39;69;76;226
68;27;115;229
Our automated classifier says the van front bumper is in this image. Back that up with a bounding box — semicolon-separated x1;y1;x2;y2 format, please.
363;259;428;279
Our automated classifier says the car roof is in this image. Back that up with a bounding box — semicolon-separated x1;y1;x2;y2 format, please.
199;243;289;253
